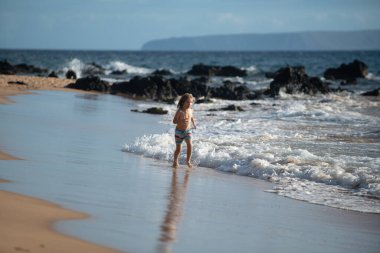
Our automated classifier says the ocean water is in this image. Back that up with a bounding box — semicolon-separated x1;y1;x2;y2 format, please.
1;49;380;213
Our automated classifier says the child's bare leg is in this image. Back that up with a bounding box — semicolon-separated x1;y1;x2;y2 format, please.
185;139;193;167
173;144;182;168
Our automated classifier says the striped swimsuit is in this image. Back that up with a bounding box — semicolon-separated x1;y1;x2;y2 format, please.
175;128;192;145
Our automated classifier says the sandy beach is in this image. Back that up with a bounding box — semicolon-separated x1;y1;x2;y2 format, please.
0;188;122;253
0;74;76;104
0;150;22;160
1;74;379;253
0;75;121;253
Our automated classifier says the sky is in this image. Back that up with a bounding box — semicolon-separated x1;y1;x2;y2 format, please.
1;0;379;50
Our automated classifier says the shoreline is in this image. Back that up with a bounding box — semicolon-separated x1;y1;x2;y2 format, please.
0;187;122;253
0;75;122;253
0;74;80;104
0;150;22;160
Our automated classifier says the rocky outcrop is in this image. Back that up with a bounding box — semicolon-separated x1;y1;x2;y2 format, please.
66;65;336;101
268;66;330;96
324;60;368;82
110;70;128;75
131;107;168;115
361;88;380;96
188;64;247;77
13;63;48;74
269;66;308;96
48;71;58;78
0;60;48;75
169;76;210;99
112;75;212;101
0;60;15;74
112;74;254;101
112;75;177;100
8;81;27;85
302;77;331;94
65;70;77;79
66;76;110;92
210;80;256;100
82;62;106;76
152;69;173;76
143;107;168;114
209;104;244;112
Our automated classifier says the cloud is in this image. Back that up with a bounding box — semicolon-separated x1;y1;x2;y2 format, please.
315;13;329;22
216;13;245;26
270;18;288;29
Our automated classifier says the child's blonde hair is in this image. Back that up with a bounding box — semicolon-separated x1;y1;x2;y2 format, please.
177;93;194;109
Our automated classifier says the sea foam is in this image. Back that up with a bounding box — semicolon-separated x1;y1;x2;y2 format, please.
106;61;153;75
123;93;380;213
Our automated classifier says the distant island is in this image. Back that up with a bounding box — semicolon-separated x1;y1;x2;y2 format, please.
141;30;380;51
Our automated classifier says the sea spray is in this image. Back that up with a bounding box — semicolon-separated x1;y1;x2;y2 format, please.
63;58;85;78
106;61;153;75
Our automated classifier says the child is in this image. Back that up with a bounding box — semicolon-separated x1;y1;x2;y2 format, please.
172;93;197;168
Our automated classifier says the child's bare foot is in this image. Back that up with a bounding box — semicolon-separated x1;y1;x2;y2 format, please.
187;161;192;168
172;163;179;168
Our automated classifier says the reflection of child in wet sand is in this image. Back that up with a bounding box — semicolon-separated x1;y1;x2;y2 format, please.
172;93;197;168
159;169;190;245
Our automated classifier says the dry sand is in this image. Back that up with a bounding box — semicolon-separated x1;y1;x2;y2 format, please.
0;150;22;160
0;189;122;253
0;74;76;104
0;75;122;253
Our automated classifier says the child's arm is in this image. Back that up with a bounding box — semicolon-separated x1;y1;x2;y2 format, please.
191;112;197;129
173;110;180;124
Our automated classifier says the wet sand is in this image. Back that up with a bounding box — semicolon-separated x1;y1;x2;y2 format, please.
0;75;122;253
0;74;78;161
0;74;66;166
